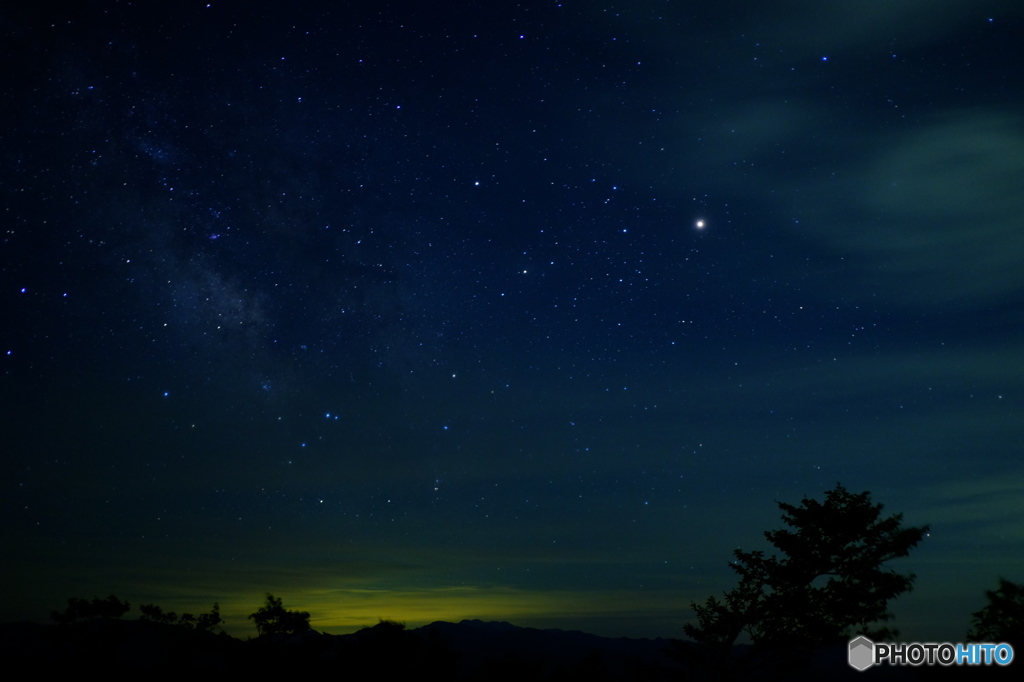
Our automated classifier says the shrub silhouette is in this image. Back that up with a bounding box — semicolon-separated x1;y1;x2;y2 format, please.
682;484;928;677
248;593;310;637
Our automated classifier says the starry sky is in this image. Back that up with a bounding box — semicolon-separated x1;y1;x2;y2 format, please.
3;1;1023;641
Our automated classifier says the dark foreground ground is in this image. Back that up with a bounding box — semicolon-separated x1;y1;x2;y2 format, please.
1;618;1008;680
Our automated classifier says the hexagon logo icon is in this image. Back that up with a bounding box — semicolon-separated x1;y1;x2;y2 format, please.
848;636;875;671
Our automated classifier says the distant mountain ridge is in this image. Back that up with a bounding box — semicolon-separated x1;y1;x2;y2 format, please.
413;618;685;679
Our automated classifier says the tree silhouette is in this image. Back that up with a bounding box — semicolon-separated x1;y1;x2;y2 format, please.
682;484;928;677
138;601;222;632
194;602;223;633
51;595;131;624
248;593;311;637
967;578;1024;645
139;603;178;624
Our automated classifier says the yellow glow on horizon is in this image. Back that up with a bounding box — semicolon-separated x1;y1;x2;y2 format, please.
201;585;689;638
33;548;703;639
319;587;586;628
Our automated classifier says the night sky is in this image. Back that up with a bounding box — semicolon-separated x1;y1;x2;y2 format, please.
3;1;1023;641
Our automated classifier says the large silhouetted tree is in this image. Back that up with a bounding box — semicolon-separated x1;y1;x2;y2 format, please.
682;484;928;678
